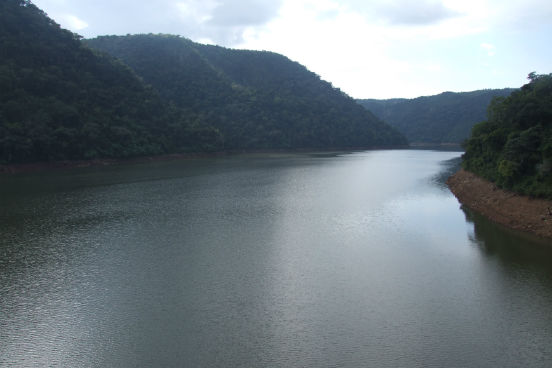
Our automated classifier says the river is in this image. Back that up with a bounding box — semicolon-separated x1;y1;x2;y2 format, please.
1;150;551;367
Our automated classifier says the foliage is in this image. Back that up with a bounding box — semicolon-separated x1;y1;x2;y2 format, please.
462;73;552;198
85;34;408;150
357;89;515;144
0;0;177;162
1;1;405;164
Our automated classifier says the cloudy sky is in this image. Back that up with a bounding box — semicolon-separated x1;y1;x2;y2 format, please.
33;0;551;99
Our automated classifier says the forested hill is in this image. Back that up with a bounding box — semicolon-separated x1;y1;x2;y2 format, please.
357;89;515;144
1;0;406;167
0;0;202;163
85;34;407;150
462;73;552;198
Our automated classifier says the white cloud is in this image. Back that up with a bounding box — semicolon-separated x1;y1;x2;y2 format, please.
33;0;285;45
208;0;283;27
172;0;285;44
31;0;552;98
239;1;416;97
370;0;460;25
175;1;216;24
480;43;496;56
49;13;89;32
56;14;89;31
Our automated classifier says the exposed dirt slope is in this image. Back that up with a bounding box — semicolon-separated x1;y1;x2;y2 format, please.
447;169;552;240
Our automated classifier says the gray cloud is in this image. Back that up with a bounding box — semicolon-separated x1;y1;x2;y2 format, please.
208;0;283;27
340;0;460;25
198;0;284;44
34;0;284;45
377;0;459;25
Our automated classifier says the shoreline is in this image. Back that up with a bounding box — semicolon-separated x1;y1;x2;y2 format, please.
0;152;227;175
447;169;552;240
0;146;409;175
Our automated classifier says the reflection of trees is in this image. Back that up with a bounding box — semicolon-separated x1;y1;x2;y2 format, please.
461;205;552;274
433;156;462;189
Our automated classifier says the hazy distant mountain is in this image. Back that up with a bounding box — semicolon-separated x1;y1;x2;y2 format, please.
357;89;516;144
85;34;407;150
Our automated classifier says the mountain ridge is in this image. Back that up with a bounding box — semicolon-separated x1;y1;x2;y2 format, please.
85;34;407;150
1;0;406;165
357;88;516;144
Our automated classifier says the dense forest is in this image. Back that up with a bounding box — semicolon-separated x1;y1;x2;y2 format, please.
462;73;552;198
0;0;406;165
0;0;214;163
85;34;407;150
357;89;515;144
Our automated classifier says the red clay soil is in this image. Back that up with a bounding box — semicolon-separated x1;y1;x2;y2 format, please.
447;169;552;240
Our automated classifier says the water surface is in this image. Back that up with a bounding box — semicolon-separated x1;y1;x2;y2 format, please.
1;150;551;367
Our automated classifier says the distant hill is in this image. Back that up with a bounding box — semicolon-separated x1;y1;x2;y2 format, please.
357;89;515;144
0;0;189;163
85;34;407;150
462;73;552;198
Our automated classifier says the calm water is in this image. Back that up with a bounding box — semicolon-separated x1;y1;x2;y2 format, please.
1;150;552;367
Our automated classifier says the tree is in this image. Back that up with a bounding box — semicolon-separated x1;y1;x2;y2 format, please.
462;73;552;198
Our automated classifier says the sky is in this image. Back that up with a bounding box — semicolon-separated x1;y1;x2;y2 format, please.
32;0;552;99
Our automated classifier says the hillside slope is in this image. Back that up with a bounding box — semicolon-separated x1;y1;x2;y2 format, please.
0;0;186;163
462;73;552;198
0;1;406;165
357;89;515;144
85;34;407;150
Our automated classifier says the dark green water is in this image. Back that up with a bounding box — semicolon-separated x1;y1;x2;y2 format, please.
1;150;551;367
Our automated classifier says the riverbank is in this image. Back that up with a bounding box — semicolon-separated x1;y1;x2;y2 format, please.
0;151;319;174
447;169;552;240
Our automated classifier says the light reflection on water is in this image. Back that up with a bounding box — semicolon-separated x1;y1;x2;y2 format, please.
1;150;552;368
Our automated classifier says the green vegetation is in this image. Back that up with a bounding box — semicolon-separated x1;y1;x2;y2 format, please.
1;0;195;163
85;34;407;150
462;73;552;198
0;0;407;165
357;89;515;144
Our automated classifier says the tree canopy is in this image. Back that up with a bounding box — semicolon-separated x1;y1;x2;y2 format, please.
0;0;184;162
357;89;515;144
462;73;552;198
85;34;407;151
1;0;406;165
